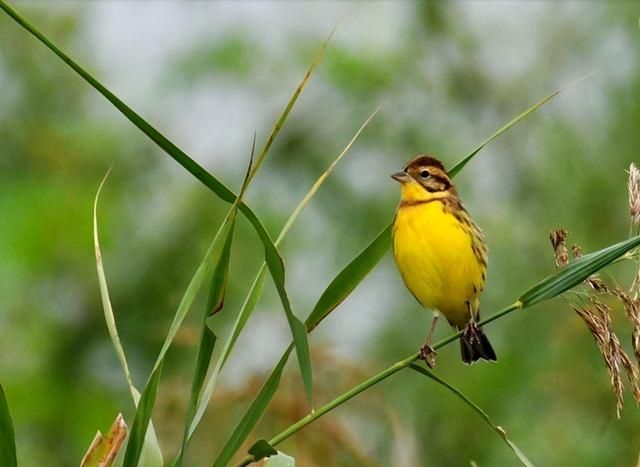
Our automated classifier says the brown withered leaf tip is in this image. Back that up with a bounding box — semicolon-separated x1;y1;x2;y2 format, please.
550;229;569;268
628;163;640;225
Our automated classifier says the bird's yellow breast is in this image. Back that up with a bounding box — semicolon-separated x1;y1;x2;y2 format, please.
392;199;484;329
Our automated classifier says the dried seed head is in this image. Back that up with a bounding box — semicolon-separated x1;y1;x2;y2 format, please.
576;299;640;416
628;163;640;225
633;329;640;367
616;288;640;367
586;275;609;293
550;229;569;268
631;268;640;300
572;244;582;258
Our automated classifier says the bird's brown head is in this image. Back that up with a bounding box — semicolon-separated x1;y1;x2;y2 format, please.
391;155;457;201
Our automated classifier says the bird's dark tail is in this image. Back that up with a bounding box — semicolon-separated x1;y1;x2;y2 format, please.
459;322;497;364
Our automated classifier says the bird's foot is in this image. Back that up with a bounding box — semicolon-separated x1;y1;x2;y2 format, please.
463;320;481;345
419;343;437;368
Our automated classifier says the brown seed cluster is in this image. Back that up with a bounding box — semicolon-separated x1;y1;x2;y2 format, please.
549;164;640;416
549;229;569;268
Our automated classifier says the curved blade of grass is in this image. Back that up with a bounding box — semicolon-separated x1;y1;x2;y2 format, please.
448;72;595;178
187;108;379;445
408;364;535;467
152;214;231;371
212;347;293;467
246;26;336;185
93;171;163;467
122;362;163;467
266;257;313;406
172;142;255;467
518;234;640;308
0;385;17;467
0;4;329;395
306;221;392;332
81;414;128;467
172;326;217;467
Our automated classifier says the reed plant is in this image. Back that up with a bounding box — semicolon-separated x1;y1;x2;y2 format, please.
1;2;638;466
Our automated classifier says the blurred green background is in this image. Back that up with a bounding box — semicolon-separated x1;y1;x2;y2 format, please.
1;1;640;466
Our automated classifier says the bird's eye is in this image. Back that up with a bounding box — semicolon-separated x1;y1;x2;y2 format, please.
420;169;430;179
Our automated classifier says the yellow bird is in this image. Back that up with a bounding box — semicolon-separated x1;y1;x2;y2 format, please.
391;155;496;366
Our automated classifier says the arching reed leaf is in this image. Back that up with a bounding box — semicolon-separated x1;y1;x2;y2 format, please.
448;72;594;178
93;172;163;467
0;385;17;467
306;222;392;332
122;363;163;467
409;364;535;467
172;326;217;467
519;235;640;308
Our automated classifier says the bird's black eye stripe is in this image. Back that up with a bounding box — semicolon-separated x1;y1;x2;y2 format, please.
420;169;430;179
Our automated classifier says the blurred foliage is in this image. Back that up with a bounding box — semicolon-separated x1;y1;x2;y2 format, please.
1;2;640;466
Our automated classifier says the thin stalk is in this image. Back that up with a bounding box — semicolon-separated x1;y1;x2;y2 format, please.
236;301;523;466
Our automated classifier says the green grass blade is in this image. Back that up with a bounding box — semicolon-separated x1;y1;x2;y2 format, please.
153;215;231;371
187;268;266;439
265;252;314;406
306;222;392;332
93;170;137;398
276;107;380;241
448;73;594;178
0;1;229;202
93;172;164;467
122;363;163;467
246;26;336;185
171;142;254;466
519;235;640;308
212;347;293;467
0;385;17;467
408;364;535;467
172;326;217;467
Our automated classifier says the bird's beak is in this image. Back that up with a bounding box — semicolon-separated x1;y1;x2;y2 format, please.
391;171;410;183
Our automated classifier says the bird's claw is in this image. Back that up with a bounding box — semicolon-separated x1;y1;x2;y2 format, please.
463;320;481;345
419;344;437;368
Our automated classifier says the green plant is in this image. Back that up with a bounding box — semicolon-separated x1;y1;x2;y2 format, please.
2;2;633;467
